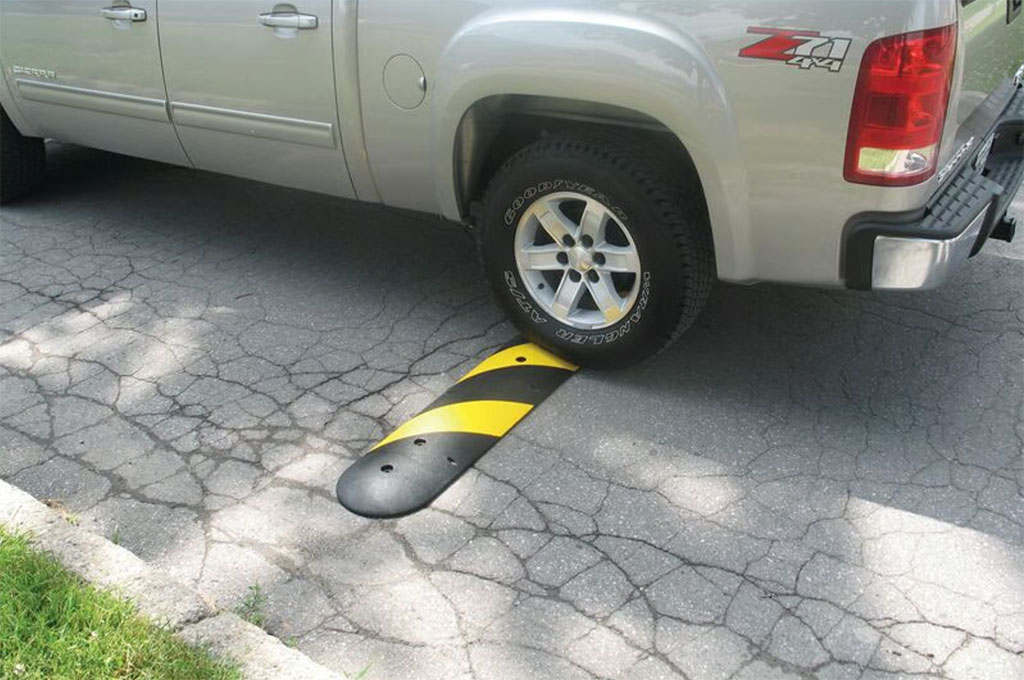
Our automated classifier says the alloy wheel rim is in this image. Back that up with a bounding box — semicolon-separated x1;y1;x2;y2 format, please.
514;191;642;330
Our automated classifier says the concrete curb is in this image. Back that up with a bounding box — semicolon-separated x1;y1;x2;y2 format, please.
0;479;342;680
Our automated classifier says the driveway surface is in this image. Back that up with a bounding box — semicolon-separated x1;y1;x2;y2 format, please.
2;143;1023;680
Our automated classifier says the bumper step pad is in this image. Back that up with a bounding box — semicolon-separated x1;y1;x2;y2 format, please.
335;343;577;518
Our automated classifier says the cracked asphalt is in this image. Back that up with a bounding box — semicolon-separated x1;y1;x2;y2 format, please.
2;142;1023;680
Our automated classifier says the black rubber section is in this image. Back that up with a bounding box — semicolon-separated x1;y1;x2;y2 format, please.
427;365;573;410
336;432;500;519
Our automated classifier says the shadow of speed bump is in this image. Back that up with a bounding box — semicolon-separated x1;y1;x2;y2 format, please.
335;343;577;518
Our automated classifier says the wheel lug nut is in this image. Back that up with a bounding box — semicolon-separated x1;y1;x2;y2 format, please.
568;269;582;282
580;235;594;248
556;252;569;265
593;252;606;265
587;270;599;282
562;235;575;247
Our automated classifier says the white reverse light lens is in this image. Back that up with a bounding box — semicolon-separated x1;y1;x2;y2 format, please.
856;144;938;179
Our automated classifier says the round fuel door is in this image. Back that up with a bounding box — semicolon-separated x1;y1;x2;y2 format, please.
383;54;427;110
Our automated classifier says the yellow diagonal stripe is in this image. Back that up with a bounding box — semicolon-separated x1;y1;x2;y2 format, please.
458;343;577;383
370;400;533;450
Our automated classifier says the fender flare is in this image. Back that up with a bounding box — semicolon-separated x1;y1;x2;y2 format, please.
430;8;753;280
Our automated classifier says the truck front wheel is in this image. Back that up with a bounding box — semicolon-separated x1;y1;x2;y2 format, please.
0;106;45;205
479;136;715;367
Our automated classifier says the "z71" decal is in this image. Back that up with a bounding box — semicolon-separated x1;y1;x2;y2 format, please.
739;27;851;73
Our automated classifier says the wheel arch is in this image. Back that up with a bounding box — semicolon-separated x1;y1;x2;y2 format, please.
431;8;753;280
453;95;694;213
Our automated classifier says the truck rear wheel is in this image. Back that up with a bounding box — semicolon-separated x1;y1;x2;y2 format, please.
479;136;714;367
0;106;45;204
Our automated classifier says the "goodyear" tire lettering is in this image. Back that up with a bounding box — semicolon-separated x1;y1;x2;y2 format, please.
505;181;628;227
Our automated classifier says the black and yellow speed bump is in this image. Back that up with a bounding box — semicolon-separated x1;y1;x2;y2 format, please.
335;343;578;518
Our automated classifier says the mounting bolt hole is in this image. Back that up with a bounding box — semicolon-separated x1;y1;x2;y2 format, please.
446;456;457;466
380;464;394;473
515;356;527;363
413;438;426;446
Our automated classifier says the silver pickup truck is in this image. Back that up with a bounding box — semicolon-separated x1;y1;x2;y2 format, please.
2;1;1022;365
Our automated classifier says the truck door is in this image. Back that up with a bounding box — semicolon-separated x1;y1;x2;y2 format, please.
157;0;354;198
0;0;189;165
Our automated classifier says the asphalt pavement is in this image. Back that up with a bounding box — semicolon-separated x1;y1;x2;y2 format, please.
2;142;1022;680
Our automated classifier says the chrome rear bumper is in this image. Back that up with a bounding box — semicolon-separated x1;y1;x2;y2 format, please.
870;207;989;290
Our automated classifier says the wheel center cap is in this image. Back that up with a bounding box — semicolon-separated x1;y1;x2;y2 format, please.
568;247;593;272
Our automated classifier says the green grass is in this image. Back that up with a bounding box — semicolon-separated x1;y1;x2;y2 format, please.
346;665;372;680
234;584;267;629
0;528;240;680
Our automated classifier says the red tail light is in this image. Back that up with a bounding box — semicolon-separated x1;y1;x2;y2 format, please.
844;24;957;186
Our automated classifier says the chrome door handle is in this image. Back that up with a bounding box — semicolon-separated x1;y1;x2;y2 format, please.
258;11;317;29
101;6;146;21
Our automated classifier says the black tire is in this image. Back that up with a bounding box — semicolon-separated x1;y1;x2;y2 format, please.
0;105;45;204
479;136;714;368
